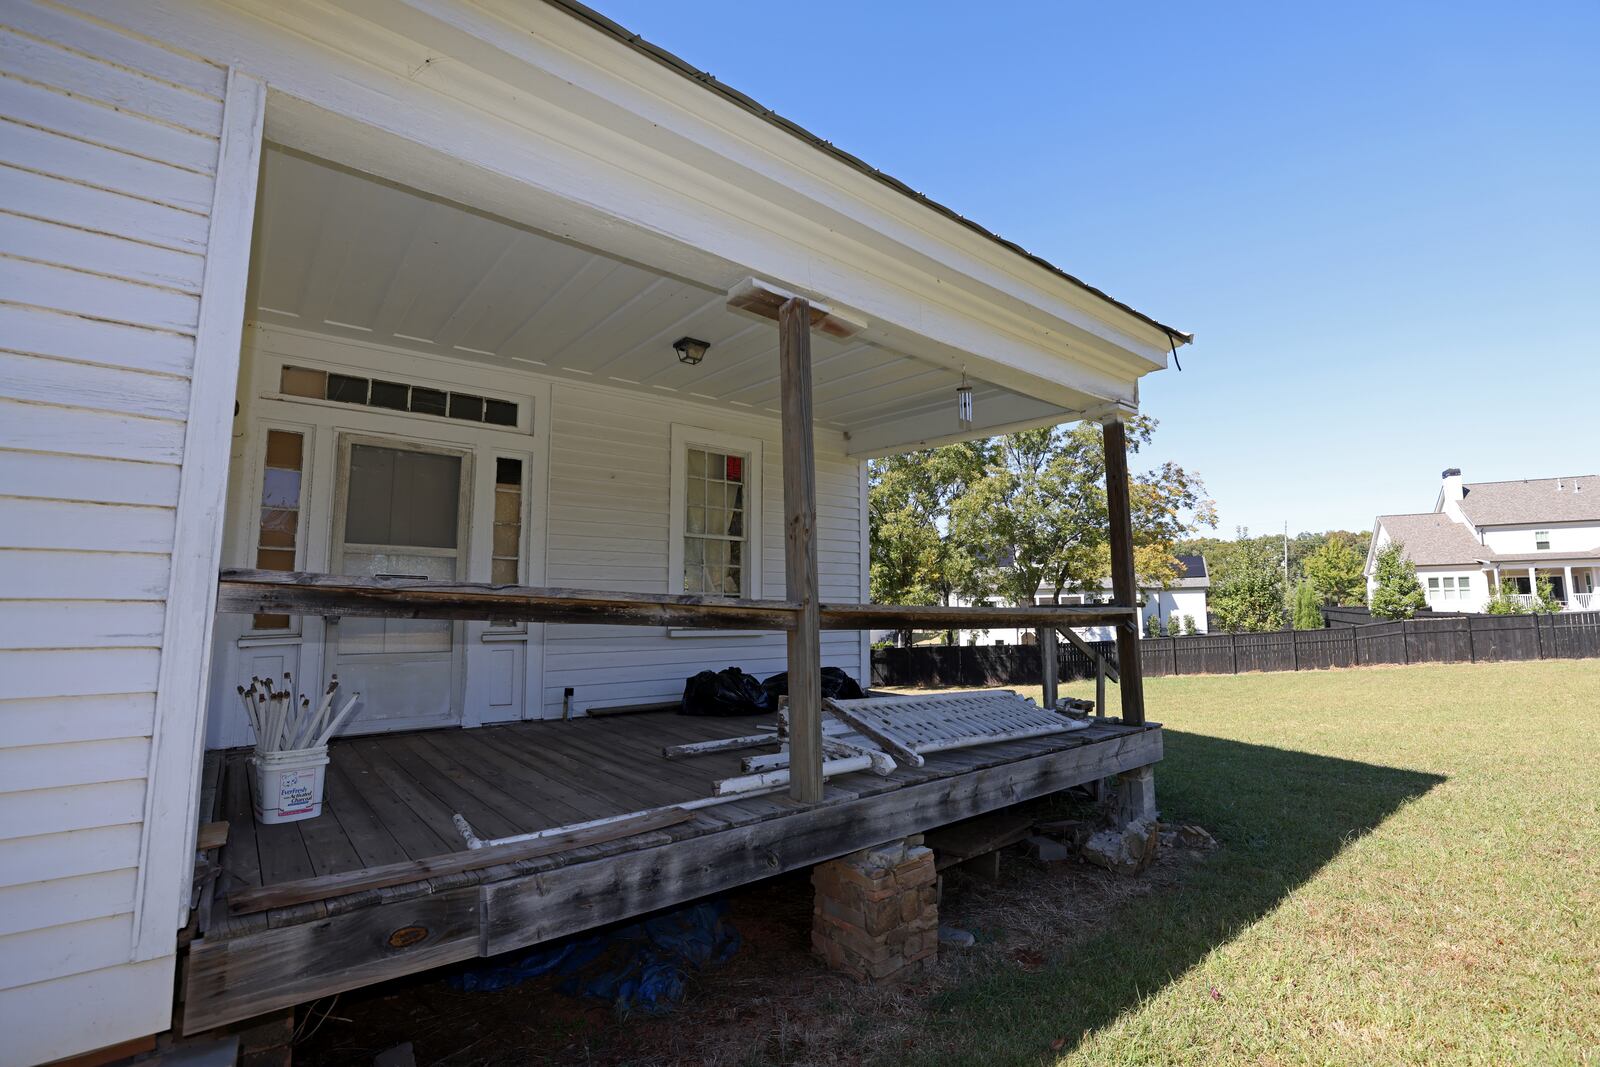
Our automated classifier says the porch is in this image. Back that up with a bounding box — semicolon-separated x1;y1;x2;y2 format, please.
187;708;1160;1033
1494;562;1600;610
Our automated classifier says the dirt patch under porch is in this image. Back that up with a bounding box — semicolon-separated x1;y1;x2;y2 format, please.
289;795;1213;1067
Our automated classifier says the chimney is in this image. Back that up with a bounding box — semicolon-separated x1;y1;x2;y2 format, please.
1441;468;1464;501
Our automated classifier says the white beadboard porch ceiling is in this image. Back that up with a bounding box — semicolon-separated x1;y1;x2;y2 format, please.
249;147;1065;444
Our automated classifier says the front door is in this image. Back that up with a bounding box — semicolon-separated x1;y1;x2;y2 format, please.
328;437;470;733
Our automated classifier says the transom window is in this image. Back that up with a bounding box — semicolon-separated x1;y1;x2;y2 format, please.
279;364;518;428
683;447;747;596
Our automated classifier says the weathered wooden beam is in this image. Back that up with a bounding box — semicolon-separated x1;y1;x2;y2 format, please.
216;569;802;630
1057;624;1119;683
779;295;824;804
1102;417;1146;725
727;277;859;338
1038;625;1059;709
224;808;693;917
818;603;1133;630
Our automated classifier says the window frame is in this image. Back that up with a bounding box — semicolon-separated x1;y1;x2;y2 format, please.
245;420;314;634
1534;530;1551;550
668;424;763;602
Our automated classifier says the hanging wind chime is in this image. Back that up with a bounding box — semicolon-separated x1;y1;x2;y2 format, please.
955;372;974;428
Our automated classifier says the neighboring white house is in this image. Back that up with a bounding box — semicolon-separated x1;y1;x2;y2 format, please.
942;554;1210;644
1367;469;1600;613
0;2;1188;1063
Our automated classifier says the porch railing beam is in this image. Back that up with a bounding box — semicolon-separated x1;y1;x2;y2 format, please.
1101;416;1146;726
777;295;825;804
216;570;803;630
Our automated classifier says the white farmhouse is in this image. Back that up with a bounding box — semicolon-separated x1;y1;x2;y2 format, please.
1367;469;1600;612
0;2;1185;1062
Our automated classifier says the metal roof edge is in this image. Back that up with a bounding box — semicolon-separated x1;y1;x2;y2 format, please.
541;0;1192;346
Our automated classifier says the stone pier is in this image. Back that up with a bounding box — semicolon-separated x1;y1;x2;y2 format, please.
810;839;938;983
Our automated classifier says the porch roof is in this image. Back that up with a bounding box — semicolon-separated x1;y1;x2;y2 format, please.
547;0;1191;347
251;146;1126;455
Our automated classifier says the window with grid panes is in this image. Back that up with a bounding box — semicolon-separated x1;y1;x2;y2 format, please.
683;447;747;596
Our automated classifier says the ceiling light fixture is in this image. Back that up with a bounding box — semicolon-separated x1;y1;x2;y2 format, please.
673;336;710;365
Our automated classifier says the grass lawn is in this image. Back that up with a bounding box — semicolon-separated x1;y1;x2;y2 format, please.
917;660;1600;1066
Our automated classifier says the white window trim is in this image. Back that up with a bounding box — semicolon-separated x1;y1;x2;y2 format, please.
668;424;764;637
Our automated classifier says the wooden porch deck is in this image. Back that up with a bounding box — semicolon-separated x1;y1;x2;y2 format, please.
187;710;1161;1033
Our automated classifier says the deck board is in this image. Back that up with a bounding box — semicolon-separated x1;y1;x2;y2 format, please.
209;713;1152;932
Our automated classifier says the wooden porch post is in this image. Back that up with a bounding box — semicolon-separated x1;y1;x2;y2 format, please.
1101;417;1146;725
779;296;824;802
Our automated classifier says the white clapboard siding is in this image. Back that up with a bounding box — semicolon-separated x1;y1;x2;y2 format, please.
0;779;147;840
0;72;217;174
0;351;191;419
0;869;137;938
0;648;162;700
0;399;187;463
0;823;142;889
0;27;222;134
0;601;165;650
0;450;181;507
0;163;211;252
0;253;200;329
0;738;150;794
0;913;136;991
0;4;225;1052
0;693;156;747
0;550;171;600
0;117;214;212
1;498;176;553
542;382;865;716
0;211;205;292
0;302;194;376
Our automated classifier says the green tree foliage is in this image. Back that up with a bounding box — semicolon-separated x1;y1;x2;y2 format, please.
1531;577;1565;614
1209;531;1287;632
1301;534;1367;606
1484;582;1528;615
1369;542;1427;620
1180;614;1198;636
949;416;1216;609
1145;612;1163;638
1292;582;1324;630
868;443;993;643
1179;528;1371;594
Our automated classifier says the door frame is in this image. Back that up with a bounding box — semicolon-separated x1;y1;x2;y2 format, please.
326;431;476;734
212;327;554;748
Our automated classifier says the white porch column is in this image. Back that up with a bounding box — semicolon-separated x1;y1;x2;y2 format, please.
1564;565;1575;606
1528;566;1537;594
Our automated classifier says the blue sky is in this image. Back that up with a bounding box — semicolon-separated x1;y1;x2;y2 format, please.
594;0;1600;536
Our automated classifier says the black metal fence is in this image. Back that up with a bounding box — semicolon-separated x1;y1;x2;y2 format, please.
870;611;1600;686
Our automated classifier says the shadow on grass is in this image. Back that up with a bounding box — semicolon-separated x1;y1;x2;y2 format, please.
918;728;1447;1064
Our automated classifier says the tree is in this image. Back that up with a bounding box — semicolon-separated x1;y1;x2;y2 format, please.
949;416;1215;609
1180;614;1198;636
1210;530;1287;632
868;443;993;643
1302;535;1367;606
1530;577;1564;615
1369;542;1426;620
1484;581;1528;615
1291;582;1323;629
1144;612;1163;638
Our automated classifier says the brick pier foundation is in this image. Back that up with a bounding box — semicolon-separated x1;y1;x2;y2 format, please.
810;839;938;983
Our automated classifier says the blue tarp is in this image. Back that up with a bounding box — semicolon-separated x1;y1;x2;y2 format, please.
447;900;741;1016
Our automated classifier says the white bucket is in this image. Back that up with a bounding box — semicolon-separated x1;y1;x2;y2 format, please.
249;746;330;824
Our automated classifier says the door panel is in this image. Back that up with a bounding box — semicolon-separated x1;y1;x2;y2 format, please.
330;439;469;733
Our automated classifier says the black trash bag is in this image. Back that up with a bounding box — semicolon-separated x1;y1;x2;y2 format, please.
681;667;776;717
761;667;865;702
